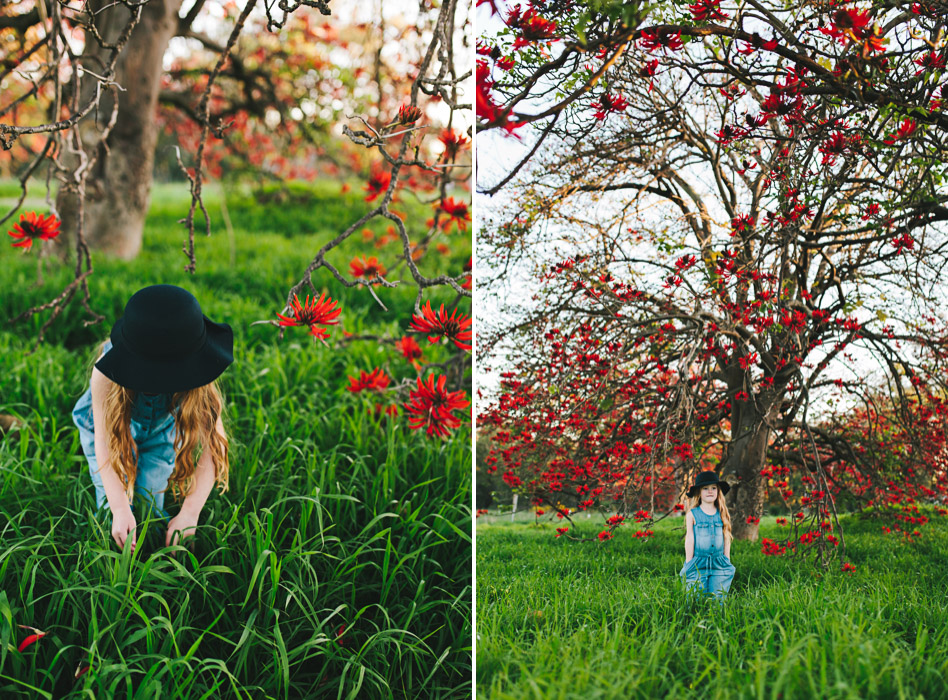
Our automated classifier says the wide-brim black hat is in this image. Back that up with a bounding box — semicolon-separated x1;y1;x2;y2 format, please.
95;285;233;394
687;470;730;498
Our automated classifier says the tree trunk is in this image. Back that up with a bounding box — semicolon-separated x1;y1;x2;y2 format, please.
721;400;773;541
57;0;183;260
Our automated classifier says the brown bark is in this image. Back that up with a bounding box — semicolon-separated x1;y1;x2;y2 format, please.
57;0;184;260
722;396;773;541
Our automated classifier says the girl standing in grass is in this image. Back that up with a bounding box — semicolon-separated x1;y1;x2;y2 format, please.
71;285;233;552
679;470;736;603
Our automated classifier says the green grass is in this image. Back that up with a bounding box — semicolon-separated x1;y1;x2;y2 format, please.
0;180;472;698
476;512;948;700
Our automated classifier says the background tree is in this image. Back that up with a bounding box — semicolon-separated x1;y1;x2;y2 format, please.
477;0;948;552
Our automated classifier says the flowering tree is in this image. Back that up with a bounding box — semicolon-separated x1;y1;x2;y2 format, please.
3;0;472;439
477;0;948;552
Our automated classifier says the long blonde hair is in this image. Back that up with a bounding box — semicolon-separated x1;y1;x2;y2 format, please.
688;487;733;544
93;341;230;500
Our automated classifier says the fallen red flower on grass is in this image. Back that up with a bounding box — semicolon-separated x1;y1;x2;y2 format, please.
276;293;342;340
404;374;469;438
17;626;46;652
410;301;472;351
8;212;61;250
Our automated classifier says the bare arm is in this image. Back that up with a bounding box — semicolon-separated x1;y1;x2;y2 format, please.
684;510;694;562
724;528;731;559
90;367;137;551
166;415;225;546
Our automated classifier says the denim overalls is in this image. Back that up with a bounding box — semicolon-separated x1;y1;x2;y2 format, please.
679;506;736;602
71;340;177;519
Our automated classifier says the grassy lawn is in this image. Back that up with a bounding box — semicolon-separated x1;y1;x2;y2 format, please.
0;180;472;698
476;511;948;699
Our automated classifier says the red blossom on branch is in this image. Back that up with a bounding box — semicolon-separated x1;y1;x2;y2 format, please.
364;167;392;202
404;374;469;438
639;28;683;53
688;0;728;22
396;103;423;125
437;197;471;232
347;368;390;393
396;335;424;365
410;301;473;351
350;255;386;280
7;212;61;250
276;293;342;340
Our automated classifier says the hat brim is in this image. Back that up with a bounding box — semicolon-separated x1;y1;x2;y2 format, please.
687;480;730;498
95;316;233;394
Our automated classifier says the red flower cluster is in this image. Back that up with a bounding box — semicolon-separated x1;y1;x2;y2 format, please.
820;8;883;53
633;529;654;539
8;212;61;250
841;562;856;574
592;93;629;120
688;0;728;21
607;514;625;526
507;4;558;50
404;374;469;438
347;368;390;393
476;60;524;136
639;28;683;53
277;293;342;340
555;527;569;537
746;515;760;525
761;538;787;556
598;530;613;541
776;518;788;526
410;301;473;351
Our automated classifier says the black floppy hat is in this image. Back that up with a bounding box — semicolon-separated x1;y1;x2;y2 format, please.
687;470;730;498
95;285;233;394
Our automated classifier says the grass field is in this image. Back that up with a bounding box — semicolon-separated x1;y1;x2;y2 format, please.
0;179;472;698
476;511;948;699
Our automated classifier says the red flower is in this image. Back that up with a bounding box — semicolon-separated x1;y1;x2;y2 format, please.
347;368;390;393
8;212;61;250
884;119;917;145
776;518;787;526
396;335;424;364
396;103;423;125
841;562;856;574
276;293;342;340
438;197;471;232
439;129;470;159
410;301;473;351
607;514;625;526
555;527;569;537
673;503;685;512
369;403;399;418
404;374;470;438
592;93;629;120
364;167;392;202
639;28;683;53
508;5;558;49
476;59;525;136
350;255;387;280
598;530;613;541
688;0;728;21
746;515;760;525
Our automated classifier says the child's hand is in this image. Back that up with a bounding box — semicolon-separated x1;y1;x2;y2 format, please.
165;511;199;549
111;506;137;553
